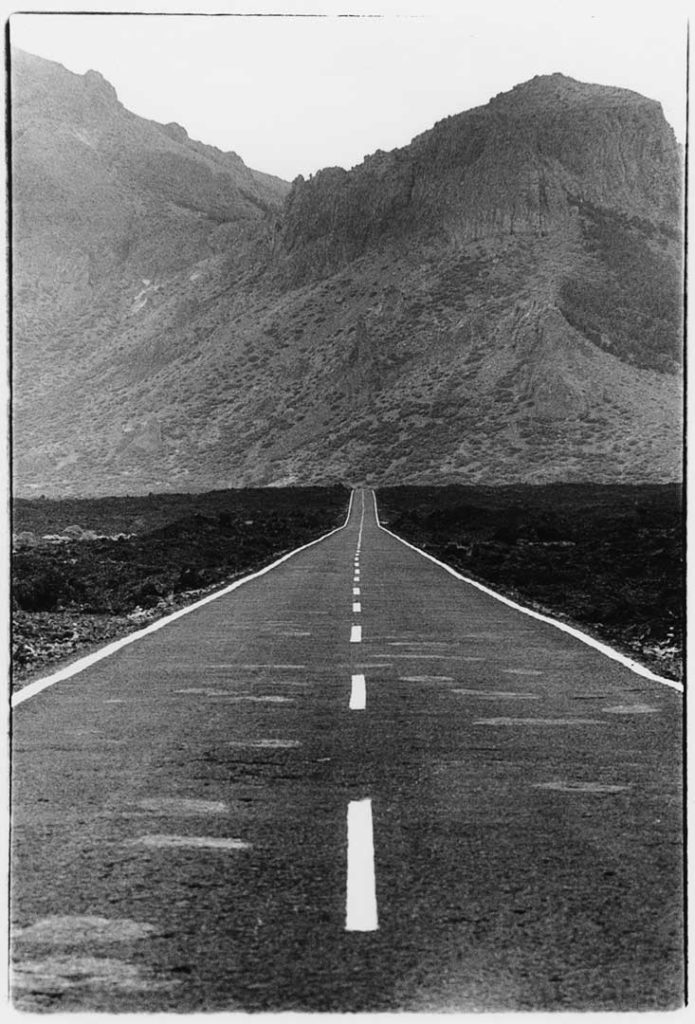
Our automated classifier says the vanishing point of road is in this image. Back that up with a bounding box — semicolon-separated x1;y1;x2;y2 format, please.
11;490;684;1011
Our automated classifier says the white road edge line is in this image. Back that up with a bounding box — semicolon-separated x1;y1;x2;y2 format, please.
346;798;378;931
371;490;683;694
350;673;366;710
11;490;357;708
350;625;362;643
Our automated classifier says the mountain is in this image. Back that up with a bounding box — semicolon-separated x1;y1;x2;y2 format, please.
11;53;683;496
11;47;289;493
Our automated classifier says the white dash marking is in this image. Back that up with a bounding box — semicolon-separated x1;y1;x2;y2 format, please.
350;625;362;643
350;674;366;710
346;798;378;931
353;587;360;596
353;602;362;613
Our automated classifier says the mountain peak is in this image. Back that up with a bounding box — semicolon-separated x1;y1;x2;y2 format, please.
161;121;190;143
490;71;660;114
84;67;119;102
281;72;680;286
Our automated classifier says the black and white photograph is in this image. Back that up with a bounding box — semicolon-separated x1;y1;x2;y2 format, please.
7;0;686;1012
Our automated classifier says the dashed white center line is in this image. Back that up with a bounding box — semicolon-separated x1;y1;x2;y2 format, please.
350;673;366;710
346;798;378;931
353;602;361;613
356;490;366;549
353;587;360;596
350;625;362;643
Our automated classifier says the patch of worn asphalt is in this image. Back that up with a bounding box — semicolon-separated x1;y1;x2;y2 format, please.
10;491;683;1011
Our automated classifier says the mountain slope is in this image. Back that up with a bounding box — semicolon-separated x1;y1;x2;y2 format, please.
11;47;290;492
12;48;287;306
11;56;682;495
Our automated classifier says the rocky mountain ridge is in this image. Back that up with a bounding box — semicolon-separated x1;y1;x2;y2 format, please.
279;73;680;284
12;48;287;321
11;53;683;495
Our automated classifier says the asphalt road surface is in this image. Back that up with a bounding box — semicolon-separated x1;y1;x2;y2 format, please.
11;489;684;1011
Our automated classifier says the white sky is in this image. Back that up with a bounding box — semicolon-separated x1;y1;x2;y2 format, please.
7;0;690;182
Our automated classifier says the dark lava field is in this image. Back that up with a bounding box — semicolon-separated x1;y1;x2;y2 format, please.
12;483;683;686
376;483;683;682
11;486;349;687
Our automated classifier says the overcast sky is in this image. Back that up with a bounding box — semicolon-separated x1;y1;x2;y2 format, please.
9;0;689;182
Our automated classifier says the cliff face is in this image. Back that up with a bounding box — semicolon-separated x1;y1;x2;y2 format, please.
11;58;683;496
280;74;680;282
277;72;682;382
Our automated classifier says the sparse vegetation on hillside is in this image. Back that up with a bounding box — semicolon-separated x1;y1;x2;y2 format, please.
559;200;682;373
13;55;683;494
377;484;683;681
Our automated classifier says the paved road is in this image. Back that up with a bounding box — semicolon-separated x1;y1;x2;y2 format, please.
11;490;684;1011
